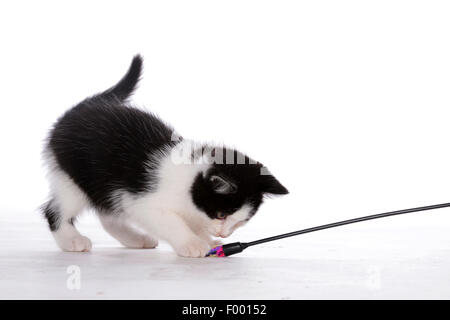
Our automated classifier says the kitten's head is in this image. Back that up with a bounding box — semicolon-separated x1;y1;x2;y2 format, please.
191;146;288;238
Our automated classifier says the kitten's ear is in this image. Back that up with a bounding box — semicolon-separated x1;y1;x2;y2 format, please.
210;175;237;194
259;174;289;195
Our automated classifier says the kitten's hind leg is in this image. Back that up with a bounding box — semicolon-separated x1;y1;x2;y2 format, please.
99;215;158;249
42;169;92;252
42;198;92;252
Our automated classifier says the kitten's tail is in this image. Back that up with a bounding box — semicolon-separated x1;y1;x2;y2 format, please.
100;54;143;101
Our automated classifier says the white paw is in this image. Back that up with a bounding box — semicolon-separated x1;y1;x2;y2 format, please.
121;235;158;249
142;235;159;248
198;232;222;248
58;236;92;252
209;238;223;247
174;238;210;258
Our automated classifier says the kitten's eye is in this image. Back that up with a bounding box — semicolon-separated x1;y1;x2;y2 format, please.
217;212;226;219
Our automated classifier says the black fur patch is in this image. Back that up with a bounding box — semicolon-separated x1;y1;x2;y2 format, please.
42;199;60;231
46;55;179;211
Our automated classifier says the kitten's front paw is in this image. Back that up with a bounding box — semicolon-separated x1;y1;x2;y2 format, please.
199;233;223;248
209;239;223;247
142;235;159;249
57;236;92;252
174;238;210;258
122;235;158;249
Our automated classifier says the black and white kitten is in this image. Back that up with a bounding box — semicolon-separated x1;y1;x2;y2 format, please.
42;55;288;257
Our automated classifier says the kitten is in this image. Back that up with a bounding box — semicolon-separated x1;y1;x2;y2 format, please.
42;55;288;257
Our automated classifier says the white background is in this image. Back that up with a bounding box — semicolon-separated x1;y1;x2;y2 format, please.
1;1;450;299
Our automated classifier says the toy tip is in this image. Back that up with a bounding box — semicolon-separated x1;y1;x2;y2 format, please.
205;245;225;257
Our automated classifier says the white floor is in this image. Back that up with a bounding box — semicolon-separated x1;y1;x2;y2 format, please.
0;210;449;300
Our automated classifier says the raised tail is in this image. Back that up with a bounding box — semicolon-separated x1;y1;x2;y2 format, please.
100;54;143;101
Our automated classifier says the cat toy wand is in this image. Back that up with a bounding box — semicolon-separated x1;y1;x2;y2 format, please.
206;202;450;257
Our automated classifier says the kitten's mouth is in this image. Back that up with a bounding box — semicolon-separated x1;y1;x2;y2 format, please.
215;232;228;238
213;230;231;238
210;219;233;238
